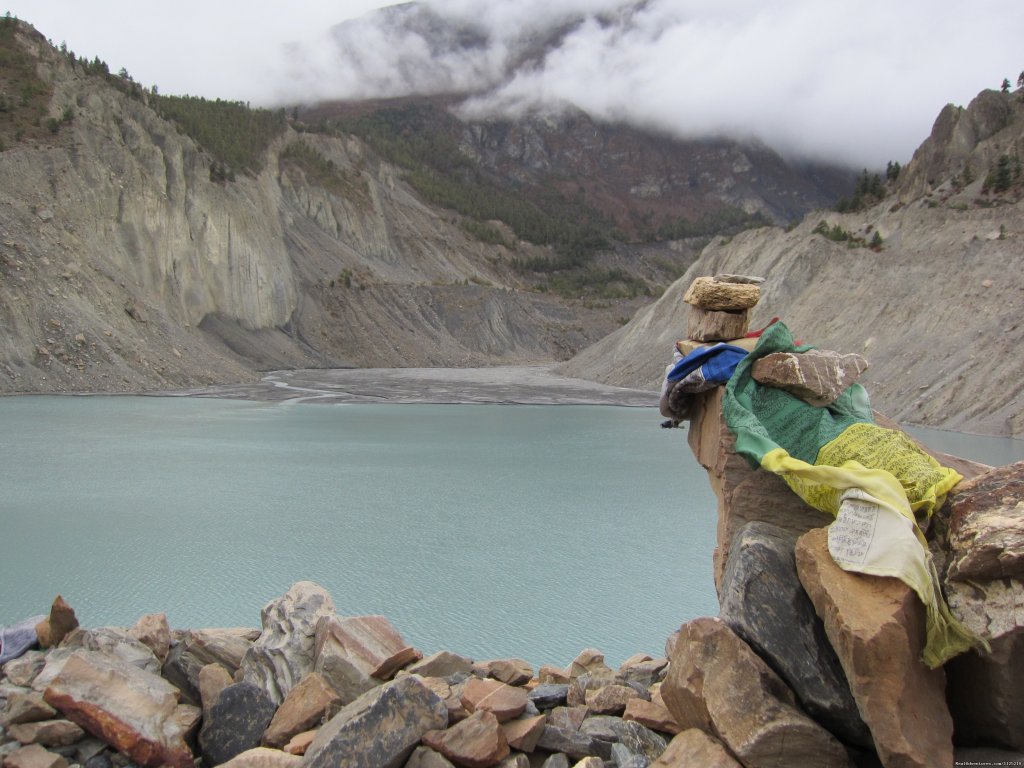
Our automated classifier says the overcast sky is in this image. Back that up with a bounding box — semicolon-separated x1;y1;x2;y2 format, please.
14;0;1023;168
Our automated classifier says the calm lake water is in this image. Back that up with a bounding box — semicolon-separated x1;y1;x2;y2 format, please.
2;396;1021;669
0;396;718;668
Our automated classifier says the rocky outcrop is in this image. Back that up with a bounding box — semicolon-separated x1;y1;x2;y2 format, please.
0;23;643;397
939;460;1024;751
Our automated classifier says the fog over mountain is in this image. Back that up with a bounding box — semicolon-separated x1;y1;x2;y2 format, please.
18;0;1024;167
280;0;1022;168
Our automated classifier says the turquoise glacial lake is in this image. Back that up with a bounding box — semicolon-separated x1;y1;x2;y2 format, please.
2;396;1021;669
0;396;718;668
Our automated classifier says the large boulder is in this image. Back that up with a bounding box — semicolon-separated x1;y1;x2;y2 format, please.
661;617;851;768
303;675;448;768
796;528;954;768
718;521;870;746
686;387;832;590
240;582;337;705
41;650;194;768
942;460;1024;750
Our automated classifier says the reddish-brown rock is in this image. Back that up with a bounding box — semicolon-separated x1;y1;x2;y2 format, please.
796;528;954;768
262;671;341;748
42;651;194;768
500;714;546;752
316;615;420;679
686;387;831;590
422;710;510;768
623;697;682;735
481;659;533;687
34;597;77;649
282;729;318;756
650;729;741;767
661;617;851;768
1;744;68;768
460;678;528;723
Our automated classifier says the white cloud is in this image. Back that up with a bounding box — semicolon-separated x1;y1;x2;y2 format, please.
14;0;1024;167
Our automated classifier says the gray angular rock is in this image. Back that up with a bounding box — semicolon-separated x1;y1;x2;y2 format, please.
527;684;568;712
613;720;669;762
198;681;277;767
535;726;613;762
68;627;161;675
303;675;447;768
718;521;871;747
241;582;337;705
578;715;622;742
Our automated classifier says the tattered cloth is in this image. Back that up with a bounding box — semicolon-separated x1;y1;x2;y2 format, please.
665;342;749;392
722;321;980;668
0;615;44;664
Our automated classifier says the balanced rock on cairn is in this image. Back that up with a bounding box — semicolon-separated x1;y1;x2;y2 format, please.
682;274;762;342
660;274;765;423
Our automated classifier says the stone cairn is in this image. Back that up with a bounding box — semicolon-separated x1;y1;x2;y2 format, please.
2;279;1023;768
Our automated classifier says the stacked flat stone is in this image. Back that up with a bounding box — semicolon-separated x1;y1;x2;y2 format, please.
682;274;764;343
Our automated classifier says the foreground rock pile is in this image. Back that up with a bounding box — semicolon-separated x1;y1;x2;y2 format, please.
3;582;701;768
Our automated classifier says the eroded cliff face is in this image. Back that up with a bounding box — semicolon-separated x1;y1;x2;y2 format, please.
559;90;1024;437
0;25;632;394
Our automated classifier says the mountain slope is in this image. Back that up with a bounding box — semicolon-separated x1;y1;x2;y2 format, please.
0;18;856;396
0;22;650;394
559;89;1024;437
